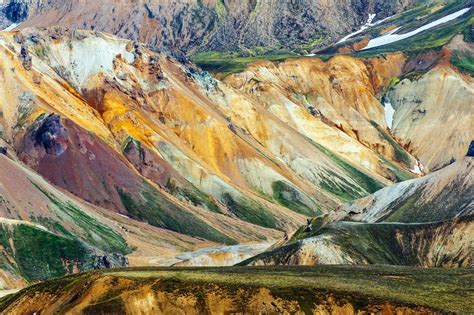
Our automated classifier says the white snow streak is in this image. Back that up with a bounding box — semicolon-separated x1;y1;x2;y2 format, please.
337;13;396;44
363;7;471;50
337;14;376;44
384;99;395;129
411;160;424;175
2;22;21;31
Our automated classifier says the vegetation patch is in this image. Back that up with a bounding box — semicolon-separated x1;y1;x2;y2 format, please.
221;193;279;230
2;266;471;313
118;185;236;245
311;141;385;199
0;223;91;282
370;120;413;167
32;182;130;255
451;51;474;76
272;181;320;216
166;179;221;213
191;51;298;75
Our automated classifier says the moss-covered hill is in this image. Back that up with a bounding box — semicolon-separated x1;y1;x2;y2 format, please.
0;266;472;314
244;215;473;267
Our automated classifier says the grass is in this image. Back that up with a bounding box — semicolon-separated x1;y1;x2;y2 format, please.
221;192;279;230
244;215;472;269
165;179;221;214
311;141;385;200
369;121;413;167
1;265;472;313
190;51;298;75
32;181;130;255
0;223;91;282
272;181;320;216
352;8;473;59
117;185;237;245
451;50;474;75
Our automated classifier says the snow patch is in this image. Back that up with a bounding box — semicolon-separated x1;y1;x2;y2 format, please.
410;160;424;175
384;99;395;129
363;7;471;50
2;22;21;31
336;13;396;44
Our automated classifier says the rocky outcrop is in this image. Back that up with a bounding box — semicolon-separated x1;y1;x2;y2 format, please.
31;114;68;155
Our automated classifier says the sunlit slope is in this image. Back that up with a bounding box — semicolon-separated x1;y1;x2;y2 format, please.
387;64;474;171
341;157;474;223
246;215;473;267
224;54;420;183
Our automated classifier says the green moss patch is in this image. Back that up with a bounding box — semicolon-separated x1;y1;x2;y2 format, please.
451;51;474;75
221;193;279;230
311;141;385;201
0;223;92;282
118;185;236;245
272;181;320;216
32;182;130;255
190;51;298;75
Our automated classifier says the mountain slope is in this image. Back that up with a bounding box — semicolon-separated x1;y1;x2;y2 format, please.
246;215;473;267
0;27;422;231
0;0;418;55
340;157;474;223
243;155;474;267
386;64;474;171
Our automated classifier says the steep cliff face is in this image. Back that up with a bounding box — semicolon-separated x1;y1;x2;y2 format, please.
0;0;415;54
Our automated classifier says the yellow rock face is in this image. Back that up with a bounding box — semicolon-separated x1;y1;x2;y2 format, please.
225;54;417;181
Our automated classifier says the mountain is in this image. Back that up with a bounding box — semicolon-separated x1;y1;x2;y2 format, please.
0;0;418;55
0;26;421;286
243;156;473;267
340;157;474;223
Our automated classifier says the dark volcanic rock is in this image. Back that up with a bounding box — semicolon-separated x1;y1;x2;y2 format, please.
33;114;68;155
467;141;474;157
93;253;129;270
20;45;32;70
4;0;29;23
